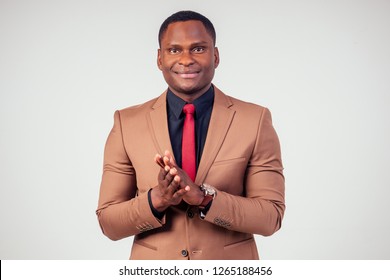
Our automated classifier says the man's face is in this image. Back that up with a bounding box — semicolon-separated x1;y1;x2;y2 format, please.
158;20;219;101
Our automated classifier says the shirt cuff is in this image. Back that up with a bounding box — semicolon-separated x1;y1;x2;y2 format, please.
148;189;165;220
199;200;213;219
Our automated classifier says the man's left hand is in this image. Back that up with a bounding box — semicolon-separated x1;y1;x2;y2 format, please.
155;150;204;206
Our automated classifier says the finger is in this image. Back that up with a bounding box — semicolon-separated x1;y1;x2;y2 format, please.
165;168;177;184
169;167;177;175
168;175;180;193
177;177;191;189
154;154;165;169
164;150;177;166
158;165;170;181
161;167;176;187
172;187;189;199
163;155;171;167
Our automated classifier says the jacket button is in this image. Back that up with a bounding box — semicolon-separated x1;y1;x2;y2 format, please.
181;249;188;257
187;211;194;218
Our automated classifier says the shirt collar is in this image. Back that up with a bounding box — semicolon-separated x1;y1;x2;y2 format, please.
166;85;214;119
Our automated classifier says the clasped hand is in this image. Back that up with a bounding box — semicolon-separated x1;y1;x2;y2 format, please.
150;150;204;212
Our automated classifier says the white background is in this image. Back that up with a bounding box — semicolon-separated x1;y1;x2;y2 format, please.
0;0;389;259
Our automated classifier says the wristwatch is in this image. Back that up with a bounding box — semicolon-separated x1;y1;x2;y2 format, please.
199;183;216;208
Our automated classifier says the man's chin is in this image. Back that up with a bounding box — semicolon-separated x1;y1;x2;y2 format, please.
179;87;199;95
167;80;211;97
171;84;201;95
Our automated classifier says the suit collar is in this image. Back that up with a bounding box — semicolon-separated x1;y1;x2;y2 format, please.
213;85;234;108
151;85;232;110
148;90;172;156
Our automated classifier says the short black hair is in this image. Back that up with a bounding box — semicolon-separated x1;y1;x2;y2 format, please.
158;10;216;47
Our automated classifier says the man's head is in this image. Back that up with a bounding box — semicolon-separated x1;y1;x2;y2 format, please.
158;10;216;47
157;11;219;102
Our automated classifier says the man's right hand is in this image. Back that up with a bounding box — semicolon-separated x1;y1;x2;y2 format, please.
150;160;190;213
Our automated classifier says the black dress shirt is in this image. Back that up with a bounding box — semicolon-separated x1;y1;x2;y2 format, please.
167;85;214;169
148;85;215;220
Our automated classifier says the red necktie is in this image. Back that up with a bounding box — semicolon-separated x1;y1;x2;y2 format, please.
182;104;196;181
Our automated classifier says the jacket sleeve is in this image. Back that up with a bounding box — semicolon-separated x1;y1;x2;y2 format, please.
203;108;285;236
96;110;164;240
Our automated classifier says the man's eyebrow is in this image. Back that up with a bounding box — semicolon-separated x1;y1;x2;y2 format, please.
189;41;209;48
165;43;181;48
190;41;208;45
164;41;209;48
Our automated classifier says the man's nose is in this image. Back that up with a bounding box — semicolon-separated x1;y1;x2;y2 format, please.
178;51;195;66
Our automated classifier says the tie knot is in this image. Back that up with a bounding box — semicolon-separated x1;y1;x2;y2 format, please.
183;104;195;115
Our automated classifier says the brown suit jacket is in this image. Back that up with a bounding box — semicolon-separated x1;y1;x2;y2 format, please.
96;86;285;259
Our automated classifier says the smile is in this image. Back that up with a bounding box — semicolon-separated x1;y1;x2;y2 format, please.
174;71;200;79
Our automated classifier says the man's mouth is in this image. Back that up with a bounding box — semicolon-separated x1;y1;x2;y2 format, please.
174;71;200;79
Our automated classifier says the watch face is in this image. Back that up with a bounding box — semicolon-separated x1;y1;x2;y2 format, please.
202;184;216;196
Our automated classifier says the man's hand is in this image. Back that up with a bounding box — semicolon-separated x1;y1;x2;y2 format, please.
150;163;189;213
155;151;204;206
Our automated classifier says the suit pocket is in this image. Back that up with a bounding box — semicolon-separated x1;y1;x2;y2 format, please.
133;239;157;251
224;237;254;250
223;237;259;260
206;157;247;194
213;157;246;166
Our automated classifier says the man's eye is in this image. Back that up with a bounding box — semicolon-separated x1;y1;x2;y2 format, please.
169;49;179;54
192;47;205;53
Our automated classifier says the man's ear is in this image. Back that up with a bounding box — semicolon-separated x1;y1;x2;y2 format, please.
214;47;220;69
157;49;162;70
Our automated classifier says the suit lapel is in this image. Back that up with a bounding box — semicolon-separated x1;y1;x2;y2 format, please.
147;87;235;184
195;87;235;184
147;91;174;156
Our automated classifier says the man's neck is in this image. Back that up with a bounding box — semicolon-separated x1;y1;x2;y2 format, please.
168;84;212;103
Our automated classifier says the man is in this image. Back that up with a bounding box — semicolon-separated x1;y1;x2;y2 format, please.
96;10;285;260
